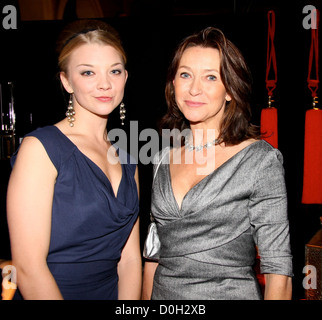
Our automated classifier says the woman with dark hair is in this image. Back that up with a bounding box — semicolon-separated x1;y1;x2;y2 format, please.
142;27;292;300
7;20;141;300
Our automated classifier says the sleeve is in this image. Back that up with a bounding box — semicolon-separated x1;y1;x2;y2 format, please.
11;127;62;171
249;149;293;277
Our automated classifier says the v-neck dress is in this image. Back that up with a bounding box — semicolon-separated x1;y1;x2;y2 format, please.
150;140;293;300
11;126;139;300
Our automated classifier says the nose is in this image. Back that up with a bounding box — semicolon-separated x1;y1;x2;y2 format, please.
189;77;202;96
97;74;112;90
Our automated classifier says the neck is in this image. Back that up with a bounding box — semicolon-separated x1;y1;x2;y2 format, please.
68;107;109;142
189;122;220;147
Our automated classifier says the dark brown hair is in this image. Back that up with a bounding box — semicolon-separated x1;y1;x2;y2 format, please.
160;27;260;145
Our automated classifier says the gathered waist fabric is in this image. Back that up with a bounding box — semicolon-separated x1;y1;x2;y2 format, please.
48;260;118;300
13;260;119;300
152;256;262;300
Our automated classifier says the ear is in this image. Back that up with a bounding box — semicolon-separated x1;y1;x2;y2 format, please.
60;72;73;94
225;93;232;102
124;69;128;83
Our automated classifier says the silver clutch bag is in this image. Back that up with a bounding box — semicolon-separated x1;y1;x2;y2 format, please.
143;220;160;261
143;148;169;261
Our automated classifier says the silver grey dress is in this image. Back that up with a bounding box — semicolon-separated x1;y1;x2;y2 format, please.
150;140;293;300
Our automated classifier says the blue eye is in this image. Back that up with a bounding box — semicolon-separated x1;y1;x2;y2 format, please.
111;69;122;75
180;72;190;79
81;71;93;76
207;75;217;81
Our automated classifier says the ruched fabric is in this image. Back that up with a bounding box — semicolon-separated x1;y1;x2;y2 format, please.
151;140;292;300
12;126;139;300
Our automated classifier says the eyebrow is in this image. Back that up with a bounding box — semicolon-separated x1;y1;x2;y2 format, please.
76;62;124;68
178;65;219;73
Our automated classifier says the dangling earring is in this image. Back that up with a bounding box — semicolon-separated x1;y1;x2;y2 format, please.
120;102;126;125
66;94;75;127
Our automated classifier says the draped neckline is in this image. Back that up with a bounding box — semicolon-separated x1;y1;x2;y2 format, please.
167;140;263;211
52;125;124;199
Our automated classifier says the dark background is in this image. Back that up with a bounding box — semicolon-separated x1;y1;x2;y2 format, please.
0;0;321;300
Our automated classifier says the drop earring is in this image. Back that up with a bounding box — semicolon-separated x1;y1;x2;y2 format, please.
66;94;75;127
120;102;126;125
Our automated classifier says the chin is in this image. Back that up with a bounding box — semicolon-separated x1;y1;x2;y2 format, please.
92;108;115;118
183;115;205;124
188;120;204;126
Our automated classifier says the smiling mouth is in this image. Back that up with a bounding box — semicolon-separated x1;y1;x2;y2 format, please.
96;96;113;102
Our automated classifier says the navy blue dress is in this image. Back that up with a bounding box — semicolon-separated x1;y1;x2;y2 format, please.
11;126;139;300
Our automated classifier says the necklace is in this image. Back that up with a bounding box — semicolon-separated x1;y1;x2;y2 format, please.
185;138;219;152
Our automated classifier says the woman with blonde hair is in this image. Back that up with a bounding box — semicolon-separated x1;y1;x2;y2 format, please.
7;20;141;300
